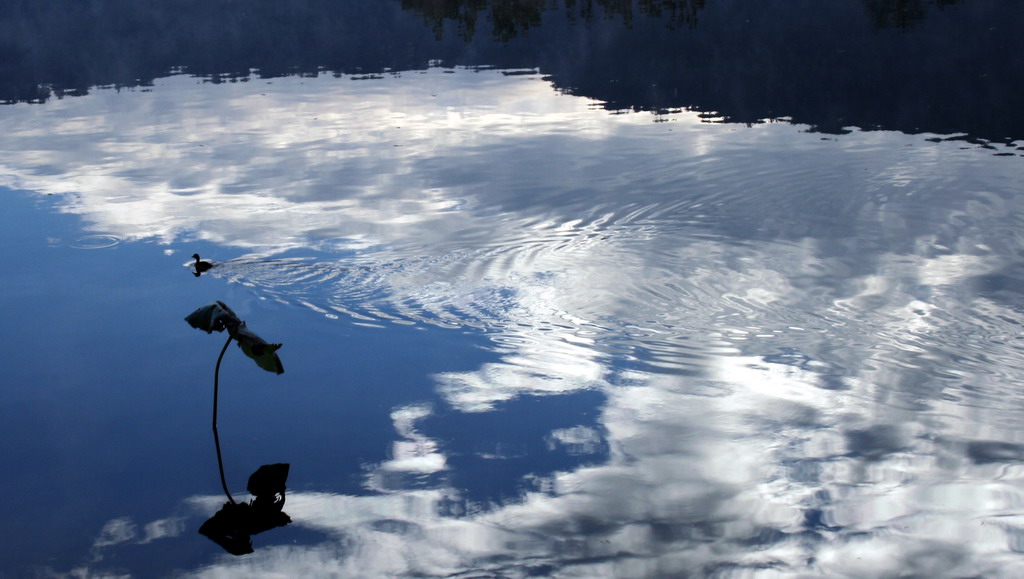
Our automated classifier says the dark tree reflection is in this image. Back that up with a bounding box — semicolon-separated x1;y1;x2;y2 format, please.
401;0;548;41
864;0;960;29
399;0;961;41
578;0;706;29
401;0;707;41
2;0;1015;146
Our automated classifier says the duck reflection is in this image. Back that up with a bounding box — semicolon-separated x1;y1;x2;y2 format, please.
191;253;214;277
199;463;292;556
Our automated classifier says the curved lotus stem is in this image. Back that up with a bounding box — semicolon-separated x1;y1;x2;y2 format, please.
213;334;236;504
185;301;284;504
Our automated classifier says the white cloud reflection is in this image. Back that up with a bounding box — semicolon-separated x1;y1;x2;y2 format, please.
92;345;1024;577
368;403;448;491
0;69;636;252
10;69;1024;576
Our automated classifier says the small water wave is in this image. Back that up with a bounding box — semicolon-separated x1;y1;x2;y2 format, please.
69;234;121;249
197;207;747;379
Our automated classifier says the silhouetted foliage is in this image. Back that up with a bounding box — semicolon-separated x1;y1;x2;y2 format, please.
186;301;284;374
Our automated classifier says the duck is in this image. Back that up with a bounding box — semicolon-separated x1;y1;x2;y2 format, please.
192;253;214;276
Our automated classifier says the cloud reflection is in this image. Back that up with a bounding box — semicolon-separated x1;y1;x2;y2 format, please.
87;349;1024;577
366;404;449;494
0;68;629;251
9;69;1024;576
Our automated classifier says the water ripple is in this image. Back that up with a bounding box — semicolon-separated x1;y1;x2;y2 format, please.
69;234;121;249
198;163;1024;414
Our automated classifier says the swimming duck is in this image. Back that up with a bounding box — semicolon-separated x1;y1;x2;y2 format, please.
192;253;214;276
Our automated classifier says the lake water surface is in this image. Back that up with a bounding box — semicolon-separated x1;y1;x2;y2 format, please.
2;1;1024;577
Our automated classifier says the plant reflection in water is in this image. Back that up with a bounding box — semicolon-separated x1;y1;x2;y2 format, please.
185;301;290;555
198;464;292;556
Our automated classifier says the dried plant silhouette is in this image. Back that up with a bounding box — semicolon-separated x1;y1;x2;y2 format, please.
185;301;290;554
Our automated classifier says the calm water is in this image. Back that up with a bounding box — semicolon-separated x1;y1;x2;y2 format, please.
2;1;1024;577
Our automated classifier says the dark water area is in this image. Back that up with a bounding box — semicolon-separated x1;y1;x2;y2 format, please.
3;0;1023;144
1;1;1024;577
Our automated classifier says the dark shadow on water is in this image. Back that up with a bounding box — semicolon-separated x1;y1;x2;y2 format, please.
966;264;1024;314
966;440;1024;465
843;424;907;462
